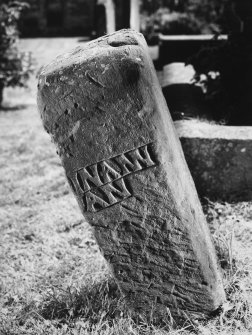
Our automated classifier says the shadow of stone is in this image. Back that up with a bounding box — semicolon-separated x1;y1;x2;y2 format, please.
77;37;90;43
0;104;29;112
37;278;121;325
162;83;211;121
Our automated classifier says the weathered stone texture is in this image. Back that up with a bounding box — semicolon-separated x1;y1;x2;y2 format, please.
37;29;225;321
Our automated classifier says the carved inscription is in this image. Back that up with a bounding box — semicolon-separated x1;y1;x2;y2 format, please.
69;143;157;212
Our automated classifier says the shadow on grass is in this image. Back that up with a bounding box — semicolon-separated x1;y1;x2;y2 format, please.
17;277;200;333
41;279;120;323
16;278;194;333
18;277;124;329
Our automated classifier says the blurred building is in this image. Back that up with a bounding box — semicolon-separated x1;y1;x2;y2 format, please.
20;0;95;36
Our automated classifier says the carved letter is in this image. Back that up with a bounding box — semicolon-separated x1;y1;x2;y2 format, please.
113;153;136;175
84;178;131;212
128;144;156;170
84;191;109;212
98;161;121;184
77;164;102;192
113;144;156;175
102;178;131;204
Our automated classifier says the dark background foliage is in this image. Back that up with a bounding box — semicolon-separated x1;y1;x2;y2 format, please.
0;1;34;105
141;0;230;39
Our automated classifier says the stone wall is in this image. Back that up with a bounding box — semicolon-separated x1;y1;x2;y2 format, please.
175;120;252;201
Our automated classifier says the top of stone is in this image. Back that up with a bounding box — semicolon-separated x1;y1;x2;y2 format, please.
38;29;146;78
175;120;252;140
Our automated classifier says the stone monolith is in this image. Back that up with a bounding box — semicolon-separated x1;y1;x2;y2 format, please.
37;29;225;321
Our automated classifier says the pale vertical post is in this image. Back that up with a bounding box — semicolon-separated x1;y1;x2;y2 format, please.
130;0;140;31
37;29;225;322
105;0;116;34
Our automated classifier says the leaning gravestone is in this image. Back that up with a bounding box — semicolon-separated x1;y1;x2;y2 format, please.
37;29;225;321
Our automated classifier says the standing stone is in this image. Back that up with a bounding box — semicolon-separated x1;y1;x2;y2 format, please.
37;29;225;321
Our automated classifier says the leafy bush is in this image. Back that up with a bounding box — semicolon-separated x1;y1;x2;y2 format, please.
190;34;252;125
141;7;202;43
0;1;34;106
141;0;230;43
185;0;230;32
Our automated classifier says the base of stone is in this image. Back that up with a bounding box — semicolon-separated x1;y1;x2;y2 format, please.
175;120;252;201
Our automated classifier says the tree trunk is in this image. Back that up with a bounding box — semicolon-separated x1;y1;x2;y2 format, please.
233;0;252;33
115;0;130;30
0;83;4;108
61;0;68;31
38;0;47;34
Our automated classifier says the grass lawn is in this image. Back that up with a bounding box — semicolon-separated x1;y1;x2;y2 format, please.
0;38;252;334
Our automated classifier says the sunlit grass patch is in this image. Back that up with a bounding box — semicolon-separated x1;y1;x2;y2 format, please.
202;200;252;333
2;223;251;335
0;279;194;335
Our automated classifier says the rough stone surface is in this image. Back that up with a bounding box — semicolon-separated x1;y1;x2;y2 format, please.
37;29;225;321
176;120;252;201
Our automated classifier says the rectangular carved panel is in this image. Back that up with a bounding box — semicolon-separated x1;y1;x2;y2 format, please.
69;143;157;211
